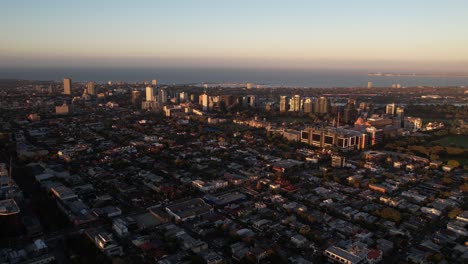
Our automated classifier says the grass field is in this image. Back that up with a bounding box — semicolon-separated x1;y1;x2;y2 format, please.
432;135;468;148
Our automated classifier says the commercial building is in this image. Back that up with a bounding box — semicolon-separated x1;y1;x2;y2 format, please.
86;81;96;95
165;198;213;222
301;127;364;151
55;104;70;115
280;96;288;112
291;95;301;112
131;90;142;108
200;93;209;111
386;103;395;115
315;97;330;114
145;86;154;102
324;246;364;264
63;78;71;95
303;97;313;113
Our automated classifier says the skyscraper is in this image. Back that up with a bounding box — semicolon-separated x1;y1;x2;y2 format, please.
315;97;329;114
280;96;288;112
152;79;157;86
86;81;96;95
303;98;313;113
131;90;142;107
386;103;395;115
291;95;301;112
396;107;404;127
63;78;72;95
343;99;357;124
201;93;209;111
159;88;167;105
246;95;256;107
367;82;373;88
146;86;154;101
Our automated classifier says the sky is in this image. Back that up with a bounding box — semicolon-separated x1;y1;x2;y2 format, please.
1;0;468;72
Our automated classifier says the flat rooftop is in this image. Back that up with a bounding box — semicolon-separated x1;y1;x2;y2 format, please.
166;198;212;220
0;199;20;215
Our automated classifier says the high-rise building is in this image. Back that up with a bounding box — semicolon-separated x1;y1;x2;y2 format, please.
200;93;209;111
179;92;188;102
404;117;422;131
386;103;395;115
343;99;357;124
291;95;301;112
367;82;373;88
63;78;72;95
280;96;288;112
315;97;329;114
303;98;313;113
396;107;404;128
246;83;254;89
245;95;256;108
86;82;96;95
152;79;157;86
131;90;142;107
145;86;154;102
219;95;234;110
159;88;167;105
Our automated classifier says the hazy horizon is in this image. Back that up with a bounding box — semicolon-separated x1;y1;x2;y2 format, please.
2;0;468;72
2;66;468;88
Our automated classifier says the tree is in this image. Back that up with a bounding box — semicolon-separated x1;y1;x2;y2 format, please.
441;176;453;185
376;207;402;222
448;208;462;219
460;183;468;193
447;160;460;168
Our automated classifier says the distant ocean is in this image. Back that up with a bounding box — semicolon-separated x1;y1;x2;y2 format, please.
1;67;468;88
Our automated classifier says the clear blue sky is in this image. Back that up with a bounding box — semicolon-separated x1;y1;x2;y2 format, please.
1;0;468;71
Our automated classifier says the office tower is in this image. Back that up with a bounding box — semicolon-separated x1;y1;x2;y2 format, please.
48;84;56;94
367;82;373;88
152;79;157;86
386;103;395;115
343;99;357;124
86;82;96;95
291;95;301;112
200;93;209;111
63;78;72;95
159;88;167;105
179;92;188;102
315;96;329;114
303;98;313;113
219;95;233;111
131;90;142;107
396;107;404;127
246;95;256;108
146;86;154;101
246;83;254;89
396;107;404;118
404;117;422;131
279;96;288;112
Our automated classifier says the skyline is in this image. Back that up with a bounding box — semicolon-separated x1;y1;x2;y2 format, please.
2;1;468;72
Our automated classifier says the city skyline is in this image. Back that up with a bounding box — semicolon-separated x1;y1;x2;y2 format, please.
2;0;468;72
